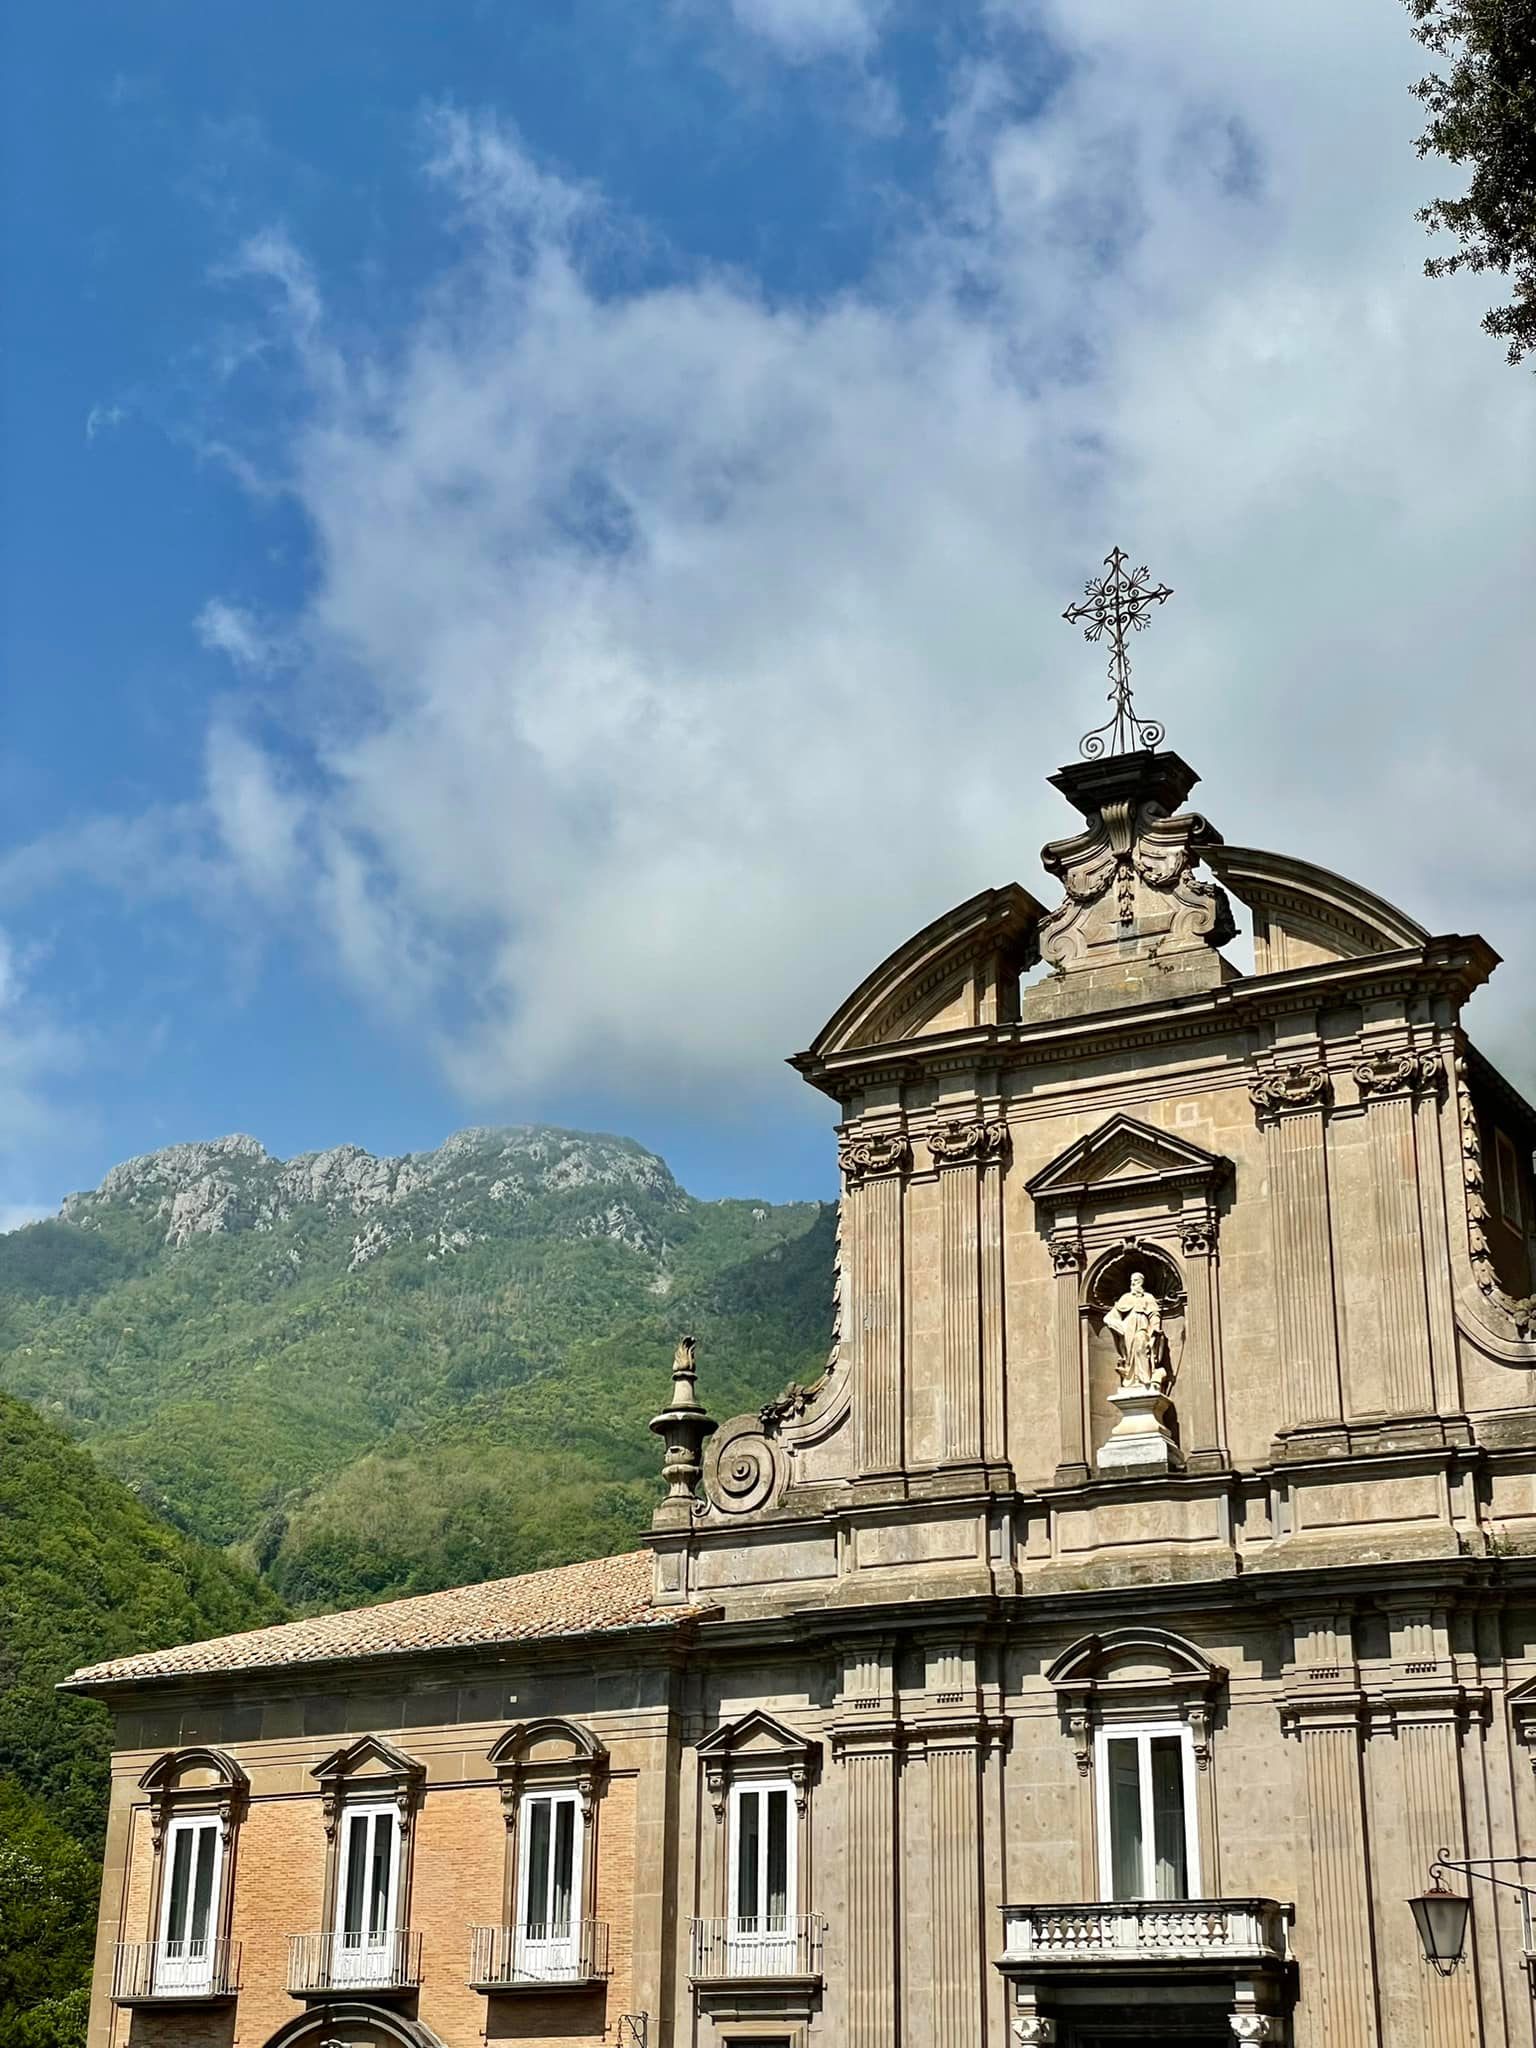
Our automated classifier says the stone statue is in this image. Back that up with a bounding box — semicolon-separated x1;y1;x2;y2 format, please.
1103;1271;1170;1393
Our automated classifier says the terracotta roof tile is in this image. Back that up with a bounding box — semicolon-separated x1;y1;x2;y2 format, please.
64;1549;690;1690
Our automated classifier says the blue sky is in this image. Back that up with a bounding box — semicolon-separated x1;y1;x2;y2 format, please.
3;0;1533;1218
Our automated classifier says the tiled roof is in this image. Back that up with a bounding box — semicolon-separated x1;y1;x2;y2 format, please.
63;1549;689;1690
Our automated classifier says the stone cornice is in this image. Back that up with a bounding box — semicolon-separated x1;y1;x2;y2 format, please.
793;935;1496;1097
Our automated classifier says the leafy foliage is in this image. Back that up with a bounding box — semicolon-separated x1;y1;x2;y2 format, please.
0;1128;833;1605
0;1396;281;2041
1407;0;1536;362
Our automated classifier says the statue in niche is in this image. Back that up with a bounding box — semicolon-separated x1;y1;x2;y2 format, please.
1103;1271;1171;1393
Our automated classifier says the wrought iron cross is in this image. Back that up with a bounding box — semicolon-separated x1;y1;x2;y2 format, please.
1062;546;1173;759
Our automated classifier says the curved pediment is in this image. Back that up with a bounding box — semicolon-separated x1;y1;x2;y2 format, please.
487;1717;607;1771
1204;843;1427;973
802;884;1045;1061
139;1746;249;1797
1026;1114;1230;1213
1047;1626;1224;1693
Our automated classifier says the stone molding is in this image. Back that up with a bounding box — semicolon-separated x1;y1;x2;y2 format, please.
926;1117;1011;1169
311;1733;424;1842
1248;1063;1332;1121
488;1717;608;1831
138;1746;249;1856
837;1131;911;1183
697;1709;819;1820
1353;1046;1446;1100
1046;1628;1225;1774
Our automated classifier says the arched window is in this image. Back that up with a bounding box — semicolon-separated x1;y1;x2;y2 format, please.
480;1719;609;1988
130;1749;248;1999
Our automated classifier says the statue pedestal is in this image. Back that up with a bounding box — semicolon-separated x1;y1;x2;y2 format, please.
1097;1387;1183;1475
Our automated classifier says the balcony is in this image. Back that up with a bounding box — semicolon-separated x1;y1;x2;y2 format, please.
689;1915;825;2004
470;1919;611;1990
287;1928;423;1997
998;1899;1290;1978
111;1938;240;2006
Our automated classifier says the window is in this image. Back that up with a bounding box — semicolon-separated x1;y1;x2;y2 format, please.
156;1816;222;1992
1095;1725;1198;1902
515;1789;583;1979
1496;1130;1526;1229
726;1780;795;1970
333;1802;400;1984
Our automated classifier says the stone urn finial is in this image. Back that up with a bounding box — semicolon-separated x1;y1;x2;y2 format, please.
649;1335;717;1524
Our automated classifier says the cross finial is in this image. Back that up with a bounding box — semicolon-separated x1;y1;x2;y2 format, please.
1063;546;1173;759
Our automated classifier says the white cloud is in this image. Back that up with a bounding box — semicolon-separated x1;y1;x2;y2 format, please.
177;6;1534;1113
196;598;284;673
0;928;82;1189
724;0;888;61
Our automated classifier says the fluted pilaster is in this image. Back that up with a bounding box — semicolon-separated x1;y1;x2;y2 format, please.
1176;1220;1224;1465
840;1741;900;2046
1051;1237;1088;1484
1355;1051;1442;1416
939;1162;981;1463
1252;1068;1342;1427
927;1742;983;2048
841;1137;908;1477
1398;1714;1481;2048
1285;1700;1379;2048
980;1150;1007;1465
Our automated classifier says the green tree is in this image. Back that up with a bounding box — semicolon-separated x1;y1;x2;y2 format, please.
0;1781;96;2048
1407;0;1536;363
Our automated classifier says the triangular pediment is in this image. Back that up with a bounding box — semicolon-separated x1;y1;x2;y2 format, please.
1026;1115;1230;1205
312;1732;424;1786
696;1709;816;1763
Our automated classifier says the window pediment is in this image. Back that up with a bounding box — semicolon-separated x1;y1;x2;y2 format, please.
1047;1628;1226;1773
139;1746;249;1853
311;1733;424;1839
489;1717;607;1825
697;1710;819;1818
1027;1116;1230;1212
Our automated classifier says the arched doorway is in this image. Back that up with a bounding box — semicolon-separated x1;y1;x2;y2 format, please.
261;2004;447;2048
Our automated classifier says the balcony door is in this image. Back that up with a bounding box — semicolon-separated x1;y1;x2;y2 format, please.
155;1815;221;1992
727;1780;795;1973
1095;1723;1199;1901
333;1801;400;1985
515;1790;583;1981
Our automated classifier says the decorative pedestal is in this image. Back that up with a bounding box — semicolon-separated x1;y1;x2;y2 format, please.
1096;1387;1183;1474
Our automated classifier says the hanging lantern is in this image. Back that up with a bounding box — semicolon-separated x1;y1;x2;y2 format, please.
1409;1877;1471;1976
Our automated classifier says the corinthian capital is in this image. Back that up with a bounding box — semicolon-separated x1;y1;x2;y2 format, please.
838;1132;911;1184
1354;1047;1446;1099
927;1118;1011;1169
1249;1062;1332;1120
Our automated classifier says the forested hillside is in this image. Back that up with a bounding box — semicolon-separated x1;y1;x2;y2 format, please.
0;1392;282;2046
0;1125;833;1606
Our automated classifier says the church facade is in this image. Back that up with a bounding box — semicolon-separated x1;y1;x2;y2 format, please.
70;679;1536;2047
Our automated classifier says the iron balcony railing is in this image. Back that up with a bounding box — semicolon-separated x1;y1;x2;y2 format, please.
469;1919;611;1987
287;1928;423;1995
110;1938;240;2002
1000;1899;1290;1968
689;1914;825;1981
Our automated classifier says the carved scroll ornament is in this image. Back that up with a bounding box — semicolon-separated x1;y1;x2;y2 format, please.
927;1118;1011;1168
1249;1062;1332;1120
1457;1054;1536;1340
1354;1047;1446;1099
838;1132;911;1184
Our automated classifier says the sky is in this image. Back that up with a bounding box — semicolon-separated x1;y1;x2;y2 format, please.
1;0;1533;1219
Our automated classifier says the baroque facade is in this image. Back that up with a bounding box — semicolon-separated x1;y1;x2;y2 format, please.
68;735;1536;2048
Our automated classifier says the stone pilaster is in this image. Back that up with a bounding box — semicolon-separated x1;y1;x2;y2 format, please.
841;1132;910;1477
1281;1612;1379;2048
1354;1048;1443;1417
980;1138;1008;1466
1177;1218;1225;1468
1251;1065;1343;1430
835;1728;902;2047
1050;1235;1088;1485
931;1126;983;1465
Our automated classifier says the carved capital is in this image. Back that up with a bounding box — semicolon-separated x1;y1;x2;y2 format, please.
1050;1235;1086;1276
1179;1220;1216;1258
838;1132;911;1184
927;1118;1011;1169
1229;2018;1275;2044
1249;1062;1331;1120
1354;1047;1446;1099
1014;2021;1057;2046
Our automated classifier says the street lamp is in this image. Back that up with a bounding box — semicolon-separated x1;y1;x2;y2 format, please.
1409;1851;1536;1981
1409;1875;1471;1976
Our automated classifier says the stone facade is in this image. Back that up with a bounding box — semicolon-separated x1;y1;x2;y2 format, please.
71;743;1536;2048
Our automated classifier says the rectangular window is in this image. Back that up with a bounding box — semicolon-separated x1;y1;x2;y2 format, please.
332;1803;400;1985
1496;1130;1525;1229
726;1781;796;1972
156;1816;221;1992
514;1790;583;1981
1096;1725;1198;1902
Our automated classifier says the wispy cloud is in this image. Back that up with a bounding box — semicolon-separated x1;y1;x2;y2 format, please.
30;4;1536;1120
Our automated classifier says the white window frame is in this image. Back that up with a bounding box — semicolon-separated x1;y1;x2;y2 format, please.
513;1787;584;1981
155;1813;223;1992
726;1777;797;1972
1093;1720;1200;1903
332;1799;401;1984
